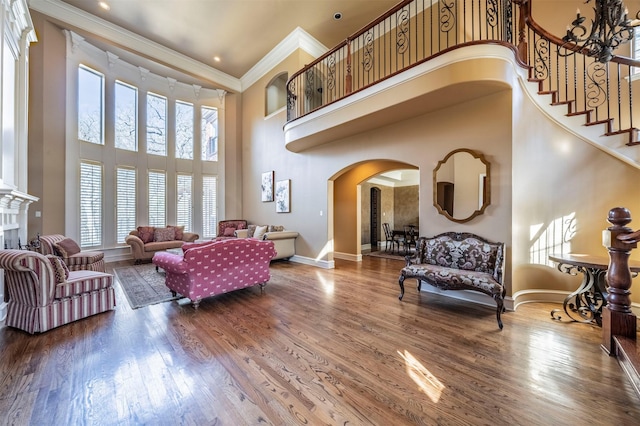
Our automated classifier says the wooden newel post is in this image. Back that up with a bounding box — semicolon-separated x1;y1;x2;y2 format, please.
602;207;637;355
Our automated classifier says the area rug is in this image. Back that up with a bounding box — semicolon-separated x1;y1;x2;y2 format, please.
365;251;409;261
113;263;179;309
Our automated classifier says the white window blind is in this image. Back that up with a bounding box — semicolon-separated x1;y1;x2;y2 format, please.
80;161;103;247
148;171;166;227
202;175;217;237
176;100;194;159
177;174;193;232
78;65;104;144
201;106;218;161
115;81;138;151
116;167;136;243
147;92;167;155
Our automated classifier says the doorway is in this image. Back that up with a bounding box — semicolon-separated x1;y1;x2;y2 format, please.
370;187;381;250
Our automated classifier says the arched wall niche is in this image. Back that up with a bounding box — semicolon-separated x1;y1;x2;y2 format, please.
265;72;288;116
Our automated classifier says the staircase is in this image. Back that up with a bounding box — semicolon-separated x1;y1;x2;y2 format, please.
286;0;640;166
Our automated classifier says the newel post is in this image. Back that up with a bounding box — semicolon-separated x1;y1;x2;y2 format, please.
602;207;637;355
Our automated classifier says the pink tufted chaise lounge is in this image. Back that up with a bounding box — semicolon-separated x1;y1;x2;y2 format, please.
151;238;276;309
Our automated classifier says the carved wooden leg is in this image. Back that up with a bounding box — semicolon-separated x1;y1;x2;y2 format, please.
259;282;267;293
494;295;504;330
171;291;177;297
192;300;200;309
398;275;405;300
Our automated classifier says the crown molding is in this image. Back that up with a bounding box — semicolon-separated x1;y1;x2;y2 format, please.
28;0;241;92
240;26;327;91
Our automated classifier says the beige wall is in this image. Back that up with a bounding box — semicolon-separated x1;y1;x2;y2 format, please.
394;186;419;230
28;11;67;236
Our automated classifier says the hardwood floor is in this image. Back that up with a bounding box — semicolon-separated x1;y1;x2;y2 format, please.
1;257;639;425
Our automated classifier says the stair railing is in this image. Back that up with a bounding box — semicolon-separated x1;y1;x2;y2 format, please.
286;0;640;145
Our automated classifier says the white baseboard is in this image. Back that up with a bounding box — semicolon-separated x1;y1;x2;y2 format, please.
288;255;334;269
333;251;362;262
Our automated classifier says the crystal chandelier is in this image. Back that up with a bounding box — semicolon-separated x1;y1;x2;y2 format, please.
562;0;640;63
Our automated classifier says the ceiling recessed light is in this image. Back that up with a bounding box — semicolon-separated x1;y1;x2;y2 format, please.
99;1;110;11
213;56;221;62
333;12;342;20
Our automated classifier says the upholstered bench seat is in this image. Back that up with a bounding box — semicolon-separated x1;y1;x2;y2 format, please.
399;232;506;329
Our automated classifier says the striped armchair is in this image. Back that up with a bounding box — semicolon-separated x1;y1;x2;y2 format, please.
0;250;115;334
36;234;105;272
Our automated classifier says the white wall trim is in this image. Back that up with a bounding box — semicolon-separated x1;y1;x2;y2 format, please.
333;251;362;262
28;0;241;92
240;27;328;91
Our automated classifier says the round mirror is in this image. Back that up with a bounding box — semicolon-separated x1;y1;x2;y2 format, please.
433;148;490;223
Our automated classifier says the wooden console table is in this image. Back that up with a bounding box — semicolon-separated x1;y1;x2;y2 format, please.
549;253;640;326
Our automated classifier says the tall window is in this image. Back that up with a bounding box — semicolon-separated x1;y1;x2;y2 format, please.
115;81;138;151
176;174;193;232
78;65;104;144
116;167;136;243
176;100;194;159
202;175;217;238
202;106;218;161
147;92;167;155
148;171;166;227
80;161;103;247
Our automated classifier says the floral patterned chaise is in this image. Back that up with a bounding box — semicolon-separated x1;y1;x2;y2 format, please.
398;232;506;329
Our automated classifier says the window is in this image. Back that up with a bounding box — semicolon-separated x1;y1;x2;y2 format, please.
176;100;194;159
148;171;166;227
202;175;217;238
78;65;104;144
201;106;218;161
80;161;103;247
147;92;167;155
115;81;138;151
116;167;136;243
176;174;193;232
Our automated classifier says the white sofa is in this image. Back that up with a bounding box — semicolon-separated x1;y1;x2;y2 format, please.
235;226;299;260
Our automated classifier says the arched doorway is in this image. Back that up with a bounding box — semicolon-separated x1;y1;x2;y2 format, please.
330;160;418;262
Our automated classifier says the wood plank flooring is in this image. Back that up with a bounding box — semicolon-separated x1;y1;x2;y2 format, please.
1;257;639;425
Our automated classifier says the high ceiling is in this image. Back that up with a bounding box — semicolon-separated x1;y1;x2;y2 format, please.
48;0;399;80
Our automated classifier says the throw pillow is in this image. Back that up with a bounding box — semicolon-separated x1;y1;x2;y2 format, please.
53;238;81;258
154;227;176;242
254;225;268;240
223;227;236;237
247;225;257;238
269;225;285;232
168;225;184;240
137;226;155;243
46;255;69;283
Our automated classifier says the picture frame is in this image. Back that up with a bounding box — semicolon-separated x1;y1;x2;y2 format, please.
275;179;290;213
261;171;274;202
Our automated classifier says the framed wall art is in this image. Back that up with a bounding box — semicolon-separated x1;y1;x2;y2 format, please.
275;179;290;213
261;171;274;202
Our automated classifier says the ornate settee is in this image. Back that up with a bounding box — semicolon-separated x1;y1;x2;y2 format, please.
152;238;276;309
235;225;299;260
398;232;506;329
36;234;105;272
0;250;116;334
125;225;199;264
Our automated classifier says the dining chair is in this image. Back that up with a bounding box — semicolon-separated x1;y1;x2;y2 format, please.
382;223;395;253
402;225;417;254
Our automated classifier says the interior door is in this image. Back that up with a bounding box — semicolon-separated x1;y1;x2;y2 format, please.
370;187;381;250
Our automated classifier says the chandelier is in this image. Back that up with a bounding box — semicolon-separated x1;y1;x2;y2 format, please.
562;0;640;63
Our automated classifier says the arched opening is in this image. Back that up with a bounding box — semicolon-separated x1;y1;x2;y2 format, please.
330;160;418;262
265;72;288;116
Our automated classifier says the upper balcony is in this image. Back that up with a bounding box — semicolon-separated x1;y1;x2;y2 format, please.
283;0;640;158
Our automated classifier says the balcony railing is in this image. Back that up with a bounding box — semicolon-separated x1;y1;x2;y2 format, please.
286;0;640;144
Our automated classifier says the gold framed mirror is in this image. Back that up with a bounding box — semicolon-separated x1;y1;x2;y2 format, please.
433;148;490;223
